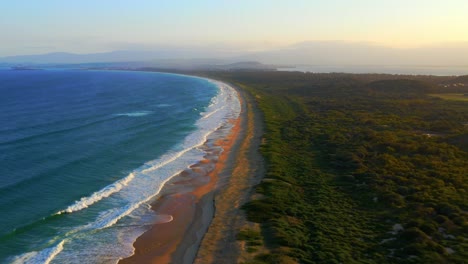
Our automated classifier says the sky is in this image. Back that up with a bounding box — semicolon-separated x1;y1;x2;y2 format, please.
1;0;468;57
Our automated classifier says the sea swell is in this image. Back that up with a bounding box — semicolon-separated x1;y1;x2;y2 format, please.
8;76;241;264
11;240;65;264
56;172;136;215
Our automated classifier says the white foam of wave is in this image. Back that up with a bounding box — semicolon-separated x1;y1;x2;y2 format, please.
11;240;65;264
200;105;226;120
84;170;179;230
69;77;241;243
115;111;153;117
52;81;234;217
141;148;197;175
12;77;241;264
56;173;136;215
155;215;173;224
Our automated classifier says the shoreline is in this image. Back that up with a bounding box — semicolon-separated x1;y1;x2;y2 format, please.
119;79;246;264
194;82;264;264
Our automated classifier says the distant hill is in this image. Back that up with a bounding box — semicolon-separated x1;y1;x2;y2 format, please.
241;41;468;67
207;61;274;71
0;51;275;71
0;51;171;64
2;41;468;69
0;50;252;65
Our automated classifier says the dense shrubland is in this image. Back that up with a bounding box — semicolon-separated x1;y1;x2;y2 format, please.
212;71;467;264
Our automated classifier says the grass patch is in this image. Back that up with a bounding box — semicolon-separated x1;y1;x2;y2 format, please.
237;229;263;253
429;93;468;101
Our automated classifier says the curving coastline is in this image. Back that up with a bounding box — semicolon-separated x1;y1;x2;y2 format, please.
193;82;265;264
119;78;253;264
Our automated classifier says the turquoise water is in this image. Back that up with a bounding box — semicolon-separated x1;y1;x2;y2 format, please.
0;69;240;263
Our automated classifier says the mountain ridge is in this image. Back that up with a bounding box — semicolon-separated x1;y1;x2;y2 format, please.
2;41;468;67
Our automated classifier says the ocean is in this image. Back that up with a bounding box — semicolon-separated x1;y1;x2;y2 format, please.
0;69;240;263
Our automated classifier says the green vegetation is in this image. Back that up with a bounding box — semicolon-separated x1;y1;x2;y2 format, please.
237;229;263;253
429;93;468;102
212;72;468;264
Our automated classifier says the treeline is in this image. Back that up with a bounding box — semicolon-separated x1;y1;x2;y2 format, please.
209;71;467;264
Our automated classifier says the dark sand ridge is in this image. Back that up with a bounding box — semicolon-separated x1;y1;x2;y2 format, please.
119;82;256;263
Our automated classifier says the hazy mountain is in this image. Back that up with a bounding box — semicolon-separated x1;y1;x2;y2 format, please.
2;41;468;67
243;41;468;66
0;50;183;64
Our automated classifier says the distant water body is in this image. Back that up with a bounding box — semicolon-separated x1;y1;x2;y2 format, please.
0;69;240;263
278;65;468;76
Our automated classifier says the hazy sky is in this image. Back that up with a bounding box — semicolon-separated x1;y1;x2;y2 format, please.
1;0;468;56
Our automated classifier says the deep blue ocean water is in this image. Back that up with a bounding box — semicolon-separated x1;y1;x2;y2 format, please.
0;69;240;263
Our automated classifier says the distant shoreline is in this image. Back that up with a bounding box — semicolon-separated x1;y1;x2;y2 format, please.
277;64;468;76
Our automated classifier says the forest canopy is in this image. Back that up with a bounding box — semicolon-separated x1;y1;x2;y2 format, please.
208;71;467;264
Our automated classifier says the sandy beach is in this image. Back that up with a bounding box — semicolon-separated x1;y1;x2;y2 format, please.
194;83;264;264
119;80;262;264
